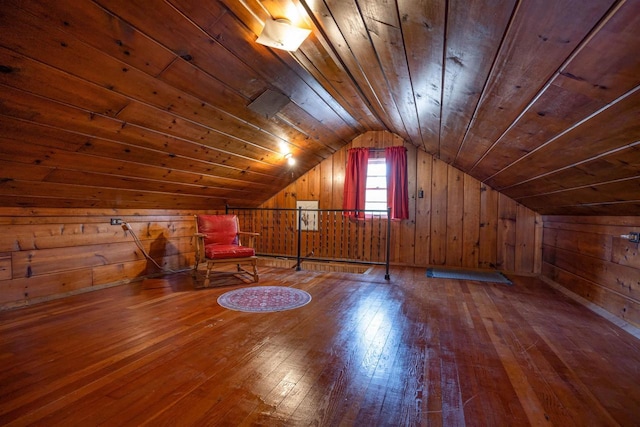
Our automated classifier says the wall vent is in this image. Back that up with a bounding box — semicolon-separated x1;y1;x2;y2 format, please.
247;89;290;119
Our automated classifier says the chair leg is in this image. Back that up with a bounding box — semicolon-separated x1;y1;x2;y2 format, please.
204;262;212;288
198;259;257;285
252;260;259;282
192;258;200;278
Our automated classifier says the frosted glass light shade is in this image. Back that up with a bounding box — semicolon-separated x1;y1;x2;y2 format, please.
285;152;296;166
256;19;311;52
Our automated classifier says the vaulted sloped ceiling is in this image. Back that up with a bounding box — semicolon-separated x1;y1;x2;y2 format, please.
0;0;638;214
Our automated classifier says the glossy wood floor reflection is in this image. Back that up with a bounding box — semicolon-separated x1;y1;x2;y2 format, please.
1;267;639;426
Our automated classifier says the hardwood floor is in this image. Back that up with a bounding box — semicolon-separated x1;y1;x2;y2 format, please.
1;266;639;426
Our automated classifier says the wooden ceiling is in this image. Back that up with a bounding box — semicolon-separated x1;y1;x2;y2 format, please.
0;0;638;215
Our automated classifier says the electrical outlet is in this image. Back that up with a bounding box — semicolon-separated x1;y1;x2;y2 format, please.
630;232;640;243
110;218;122;225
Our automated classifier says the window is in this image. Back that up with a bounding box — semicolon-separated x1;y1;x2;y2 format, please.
343;146;407;220
365;157;387;215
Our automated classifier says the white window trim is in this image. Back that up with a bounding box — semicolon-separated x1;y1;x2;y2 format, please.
365;157;388;216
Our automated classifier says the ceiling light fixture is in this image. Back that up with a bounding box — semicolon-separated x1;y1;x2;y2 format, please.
284;152;296;166
256;18;311;52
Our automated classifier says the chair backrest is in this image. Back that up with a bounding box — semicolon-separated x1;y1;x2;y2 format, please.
197;215;239;246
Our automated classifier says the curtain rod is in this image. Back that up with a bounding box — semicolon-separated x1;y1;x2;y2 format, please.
350;147;407;152
368;147;406;152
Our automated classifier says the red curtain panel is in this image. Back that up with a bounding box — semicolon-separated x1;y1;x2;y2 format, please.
343;147;369;218
385;146;409;220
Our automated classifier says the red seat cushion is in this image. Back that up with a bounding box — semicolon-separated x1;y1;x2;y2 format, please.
204;244;255;259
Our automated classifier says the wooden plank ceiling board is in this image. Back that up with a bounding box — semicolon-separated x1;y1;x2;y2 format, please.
454;0;617;171
437;0;517;164
0;0;638;214
397;0;446;154
475;0;640;184
504;143;640;200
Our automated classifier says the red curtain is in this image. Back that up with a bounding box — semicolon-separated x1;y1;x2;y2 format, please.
343;147;369;219
385;146;409;220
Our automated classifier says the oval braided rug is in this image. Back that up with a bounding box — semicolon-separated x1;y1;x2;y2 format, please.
217;286;312;313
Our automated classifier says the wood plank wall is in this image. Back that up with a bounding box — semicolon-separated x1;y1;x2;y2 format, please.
260;131;542;274
542;215;640;328
0;208;216;309
0;130;544;309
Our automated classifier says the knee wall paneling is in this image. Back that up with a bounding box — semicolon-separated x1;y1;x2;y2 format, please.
0;208;215;309
260;131;542;274
542;215;640;327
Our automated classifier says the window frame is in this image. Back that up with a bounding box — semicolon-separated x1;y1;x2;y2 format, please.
364;155;388;217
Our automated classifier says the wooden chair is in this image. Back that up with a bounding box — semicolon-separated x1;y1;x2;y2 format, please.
193;214;259;286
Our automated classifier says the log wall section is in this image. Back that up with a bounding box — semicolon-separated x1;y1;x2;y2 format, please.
0;208;217;309
542;215;640;328
260;131;542;274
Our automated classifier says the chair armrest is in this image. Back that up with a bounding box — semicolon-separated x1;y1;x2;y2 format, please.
237;231;259;248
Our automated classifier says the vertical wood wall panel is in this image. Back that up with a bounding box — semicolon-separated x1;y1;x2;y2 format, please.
515;204;536;273
497;193;517;271
430;158;449;265
462;175;481;268
320;157;334;209
399;143;417;266
542;215;640;327
479;185;499;269
446;167;464;266
414;150;432;266
259;131;541;273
